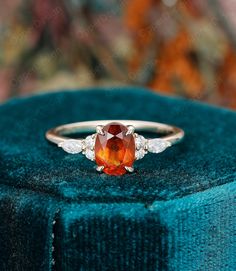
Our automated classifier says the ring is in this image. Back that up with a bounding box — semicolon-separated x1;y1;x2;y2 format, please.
46;120;184;176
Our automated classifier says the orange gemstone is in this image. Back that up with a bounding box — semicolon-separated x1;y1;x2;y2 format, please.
95;122;135;175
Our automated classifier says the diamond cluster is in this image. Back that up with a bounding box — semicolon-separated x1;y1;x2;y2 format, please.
83;135;95;160
135;134;147;160
58;134;96;161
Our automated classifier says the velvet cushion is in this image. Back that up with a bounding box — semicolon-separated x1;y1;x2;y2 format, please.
0;87;235;270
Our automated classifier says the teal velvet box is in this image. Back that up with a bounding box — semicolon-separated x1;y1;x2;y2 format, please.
0;87;235;271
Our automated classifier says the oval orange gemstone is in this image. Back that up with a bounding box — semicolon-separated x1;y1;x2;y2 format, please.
95;122;135;175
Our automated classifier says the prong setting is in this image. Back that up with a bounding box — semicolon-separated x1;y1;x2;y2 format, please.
96;166;105;172
125;166;134;173
96;125;104;135
126;125;135;135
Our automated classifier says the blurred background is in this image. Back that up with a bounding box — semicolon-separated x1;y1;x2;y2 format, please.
0;0;236;109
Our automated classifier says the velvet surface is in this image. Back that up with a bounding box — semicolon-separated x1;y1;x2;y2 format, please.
0;87;235;270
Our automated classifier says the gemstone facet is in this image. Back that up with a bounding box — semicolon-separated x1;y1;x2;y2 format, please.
95;122;135;175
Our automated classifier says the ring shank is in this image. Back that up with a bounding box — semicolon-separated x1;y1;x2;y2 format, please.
46;120;184;146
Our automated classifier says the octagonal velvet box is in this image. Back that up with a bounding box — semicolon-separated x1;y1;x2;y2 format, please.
0;87;235;271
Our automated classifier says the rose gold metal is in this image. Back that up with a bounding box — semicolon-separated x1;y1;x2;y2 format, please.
46;120;184;146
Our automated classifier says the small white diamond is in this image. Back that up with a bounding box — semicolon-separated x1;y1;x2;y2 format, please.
83;135;96;161
85;149;95;161
147;139;171;153
84;135;95;150
58;140;82;154
135;149;146;160
135;135;147;150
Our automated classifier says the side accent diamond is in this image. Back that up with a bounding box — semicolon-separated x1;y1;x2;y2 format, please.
84;135;95;149
135;134;147;160
85;149;95;161
83;134;96;161
147;139;171;153
135;149;146;160
135;135;147;150
58;140;82;154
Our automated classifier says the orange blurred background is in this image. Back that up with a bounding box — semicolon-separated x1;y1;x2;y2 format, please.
0;0;236;109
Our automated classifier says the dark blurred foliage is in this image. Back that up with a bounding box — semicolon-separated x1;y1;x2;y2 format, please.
0;0;236;109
